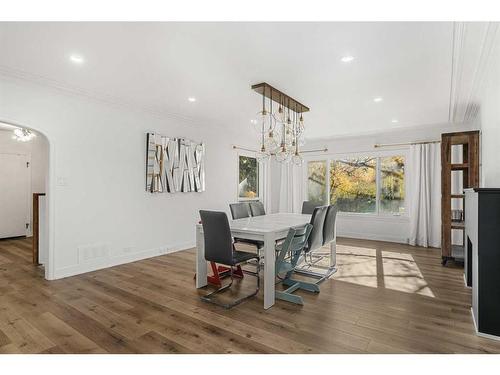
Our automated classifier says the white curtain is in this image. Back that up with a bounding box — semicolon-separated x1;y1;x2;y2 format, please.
278;162;303;213
408;143;441;248
260;158;273;214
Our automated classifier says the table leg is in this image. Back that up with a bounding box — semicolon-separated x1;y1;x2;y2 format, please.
196;225;207;288
263;232;276;309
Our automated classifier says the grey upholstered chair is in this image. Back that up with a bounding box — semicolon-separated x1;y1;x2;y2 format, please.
301;201;318;215
322;205;338;246
295;205;338;284
229;202;251;219
249;201;266;216
305;205;328;254
229;202;264;251
199;210;260;309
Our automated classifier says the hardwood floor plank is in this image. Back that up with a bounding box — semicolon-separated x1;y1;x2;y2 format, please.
1;236;500;354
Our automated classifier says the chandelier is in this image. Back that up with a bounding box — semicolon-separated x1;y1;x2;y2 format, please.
251;82;309;166
12;127;36;142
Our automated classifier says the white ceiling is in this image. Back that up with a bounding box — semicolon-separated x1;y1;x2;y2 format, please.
0;22;455;139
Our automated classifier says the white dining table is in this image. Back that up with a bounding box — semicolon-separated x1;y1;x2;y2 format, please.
196;212;334;309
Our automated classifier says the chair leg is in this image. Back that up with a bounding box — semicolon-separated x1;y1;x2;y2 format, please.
200;261;260;309
282;277;320;293
293;267;337;284
275;289;304;305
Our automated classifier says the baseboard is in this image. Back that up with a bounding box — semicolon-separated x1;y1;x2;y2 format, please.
53;241;195;279
337;231;408;244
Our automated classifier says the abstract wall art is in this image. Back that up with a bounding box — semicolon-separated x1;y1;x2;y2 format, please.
146;133;205;193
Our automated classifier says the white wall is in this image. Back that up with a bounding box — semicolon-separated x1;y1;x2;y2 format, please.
0;75;255;279
274;122;477;244
475;31;500;187
0;128;49;236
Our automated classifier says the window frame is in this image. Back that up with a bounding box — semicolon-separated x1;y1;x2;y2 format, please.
303;149;408;218
236;150;263;202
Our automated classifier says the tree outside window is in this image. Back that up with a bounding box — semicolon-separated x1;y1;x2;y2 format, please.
238;155;259;199
307;155;405;215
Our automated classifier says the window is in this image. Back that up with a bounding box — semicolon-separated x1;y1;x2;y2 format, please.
307;160;328;205
307;155;406;215
238;155;259;200
330;157;377;213
380;156;405;214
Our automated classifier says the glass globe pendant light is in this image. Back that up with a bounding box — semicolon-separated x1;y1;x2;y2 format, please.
291;116;303;166
253;85;274;135
276;111;290;163
264;88;278;153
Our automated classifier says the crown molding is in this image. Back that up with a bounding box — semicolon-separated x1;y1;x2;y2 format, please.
0;64;232;134
304;120;477;144
449;22;500;123
464;22;499;122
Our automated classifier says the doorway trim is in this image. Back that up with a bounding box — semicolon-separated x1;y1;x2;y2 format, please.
0;119;54;280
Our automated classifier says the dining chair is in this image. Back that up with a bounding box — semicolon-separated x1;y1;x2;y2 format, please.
199;210;260;309
249;201;266;216
295;205;337;283
229;202;264;252
275;224;319;305
301;201;318;215
229;202;251;219
306;205;328;254
322;205;338;246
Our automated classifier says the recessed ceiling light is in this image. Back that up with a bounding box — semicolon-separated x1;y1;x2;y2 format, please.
341;55;354;63
69;54;85;64
391;119;399;123
250;119;258;124
188;97;197;102
373;97;383;103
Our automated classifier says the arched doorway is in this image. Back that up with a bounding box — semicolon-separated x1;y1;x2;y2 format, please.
0;120;52;280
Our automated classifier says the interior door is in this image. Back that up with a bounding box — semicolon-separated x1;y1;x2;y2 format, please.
0;153;29;239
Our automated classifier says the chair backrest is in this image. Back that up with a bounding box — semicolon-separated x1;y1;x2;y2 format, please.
301;201;318;215
322;205;338;245
249;201;266;216
199;210;234;265
307;205;328;252
276;224;313;273
229;202;251;219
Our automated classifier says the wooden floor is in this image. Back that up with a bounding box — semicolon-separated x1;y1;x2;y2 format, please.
1;236;500;354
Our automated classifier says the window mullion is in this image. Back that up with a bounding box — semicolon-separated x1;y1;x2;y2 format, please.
326;158;330;205
376;157;381;215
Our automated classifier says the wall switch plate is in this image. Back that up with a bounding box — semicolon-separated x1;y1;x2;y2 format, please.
56;176;68;186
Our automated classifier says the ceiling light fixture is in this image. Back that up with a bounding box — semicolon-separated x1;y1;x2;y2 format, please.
188;97;197;102
391;119;399;123
373;97;383;103
12;128;36;142
251;82;309;166
69;54;85;64
341;55;354;63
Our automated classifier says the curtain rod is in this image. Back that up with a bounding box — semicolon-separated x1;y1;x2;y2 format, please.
374;140;441;148
232;145;328;154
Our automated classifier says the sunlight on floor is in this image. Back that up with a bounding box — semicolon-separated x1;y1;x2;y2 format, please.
332;245;435;297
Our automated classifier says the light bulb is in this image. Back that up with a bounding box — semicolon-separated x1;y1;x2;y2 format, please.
256;150;270;162
276;148;290;163
292;153;303;166
265;134;279;153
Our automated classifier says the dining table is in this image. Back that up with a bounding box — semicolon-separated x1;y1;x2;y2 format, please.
195;212;336;309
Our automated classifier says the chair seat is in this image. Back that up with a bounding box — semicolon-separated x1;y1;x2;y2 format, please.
234;237;264;249
232;250;260;265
